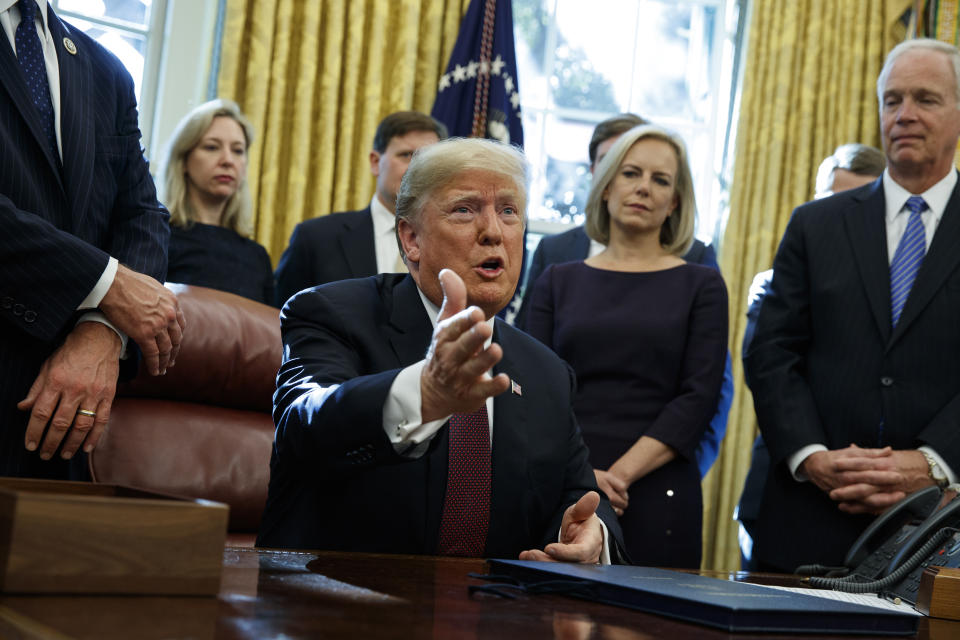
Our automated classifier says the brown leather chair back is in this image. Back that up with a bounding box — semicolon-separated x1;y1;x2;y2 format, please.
89;285;281;537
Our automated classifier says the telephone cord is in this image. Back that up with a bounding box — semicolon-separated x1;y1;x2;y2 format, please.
804;528;953;594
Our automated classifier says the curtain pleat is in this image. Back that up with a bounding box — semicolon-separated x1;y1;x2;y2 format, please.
703;0;913;572
217;0;469;262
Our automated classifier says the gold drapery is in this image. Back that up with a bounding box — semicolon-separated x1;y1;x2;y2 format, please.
704;0;913;572
217;0;470;262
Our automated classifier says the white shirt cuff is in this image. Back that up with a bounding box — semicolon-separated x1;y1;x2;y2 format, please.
78;257;118;310
919;446;956;485
788;444;828;481
75;311;129;355
382;360;450;457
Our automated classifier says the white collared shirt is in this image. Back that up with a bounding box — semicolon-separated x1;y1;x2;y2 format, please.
370;195;406;274
883;168;955;262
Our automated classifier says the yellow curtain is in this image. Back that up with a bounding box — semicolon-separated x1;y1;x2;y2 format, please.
703;0;913;572
217;0;470;262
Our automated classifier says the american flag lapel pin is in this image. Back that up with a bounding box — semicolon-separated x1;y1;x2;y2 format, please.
511;379;522;396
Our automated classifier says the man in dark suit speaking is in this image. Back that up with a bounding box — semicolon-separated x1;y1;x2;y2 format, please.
258;138;624;562
1;0;183;479
745;38;960;572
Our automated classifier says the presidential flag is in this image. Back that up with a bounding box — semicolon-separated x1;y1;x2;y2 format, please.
431;0;523;148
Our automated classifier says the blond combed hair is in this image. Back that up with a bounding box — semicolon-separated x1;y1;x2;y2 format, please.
584;124;696;256
394;137;529;258
158;99;255;236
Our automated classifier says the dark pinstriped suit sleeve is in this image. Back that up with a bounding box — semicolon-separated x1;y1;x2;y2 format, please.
0;194;111;340
94;59;168;282
0;32;167;343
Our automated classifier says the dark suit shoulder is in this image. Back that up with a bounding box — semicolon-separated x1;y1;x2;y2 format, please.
682;239;719;270
792;179;881;220
294;208;371;234
284;272;402;318
537;226;590;263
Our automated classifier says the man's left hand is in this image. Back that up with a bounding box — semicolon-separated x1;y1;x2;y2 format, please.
829;449;932;514
17;322;121;460
518;491;604;564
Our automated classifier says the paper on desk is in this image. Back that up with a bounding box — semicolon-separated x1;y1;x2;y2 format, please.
762;584;922;615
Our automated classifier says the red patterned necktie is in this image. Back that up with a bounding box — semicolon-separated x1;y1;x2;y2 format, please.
436;404;491;556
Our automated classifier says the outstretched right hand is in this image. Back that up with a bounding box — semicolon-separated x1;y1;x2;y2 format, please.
99;264;185;376
420;269;510;422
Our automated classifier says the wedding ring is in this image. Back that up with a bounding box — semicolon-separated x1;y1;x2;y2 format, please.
76;409;97;418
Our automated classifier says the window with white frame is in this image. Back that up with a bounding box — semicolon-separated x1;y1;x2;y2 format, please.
52;0;167;148
514;0;744;249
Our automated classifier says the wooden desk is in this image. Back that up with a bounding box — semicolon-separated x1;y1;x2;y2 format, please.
1;548;957;639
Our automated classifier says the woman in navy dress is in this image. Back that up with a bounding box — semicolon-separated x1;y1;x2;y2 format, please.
526;125;728;568
158;100;275;306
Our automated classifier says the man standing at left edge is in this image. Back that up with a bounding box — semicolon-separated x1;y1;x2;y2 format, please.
0;0;184;479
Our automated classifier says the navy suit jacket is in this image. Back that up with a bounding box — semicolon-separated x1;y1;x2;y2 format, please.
745;177;960;572
258;274;625;559
274;207;377;306
515;226;733;477
0;9;168;478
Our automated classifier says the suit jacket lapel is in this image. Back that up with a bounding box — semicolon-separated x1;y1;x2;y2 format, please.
49;13;93;231
844;180;892;344
386;274;432;366
891;175;960;344
339;207;378;278
486;320;528;555
383;275;444;553
0;16;63;188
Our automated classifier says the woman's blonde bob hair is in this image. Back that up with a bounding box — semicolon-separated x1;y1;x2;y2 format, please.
584;124;695;256
158;99;255;236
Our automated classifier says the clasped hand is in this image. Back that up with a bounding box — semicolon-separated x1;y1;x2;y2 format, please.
802;444;932;514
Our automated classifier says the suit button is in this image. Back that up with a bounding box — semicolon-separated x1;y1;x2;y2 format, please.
12;304;23;316
1;297;11;309
24;310;36;323
880;376;894;387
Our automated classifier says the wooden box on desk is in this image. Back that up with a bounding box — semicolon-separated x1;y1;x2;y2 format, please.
0;478;227;596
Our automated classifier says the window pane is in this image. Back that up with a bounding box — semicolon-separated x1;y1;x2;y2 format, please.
64;17;146;99
626;4;718;123
550;0;627;112
535;115;594;225
514;0;737;243
58;0;151;28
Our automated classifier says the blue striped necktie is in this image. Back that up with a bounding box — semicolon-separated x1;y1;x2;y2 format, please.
889;195;928;327
15;0;58;160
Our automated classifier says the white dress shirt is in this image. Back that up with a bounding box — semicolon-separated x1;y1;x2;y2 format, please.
2;0;123;344
370;195;406;274
789;169;958;484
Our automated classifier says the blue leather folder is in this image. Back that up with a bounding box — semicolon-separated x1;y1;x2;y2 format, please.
486;560;920;635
